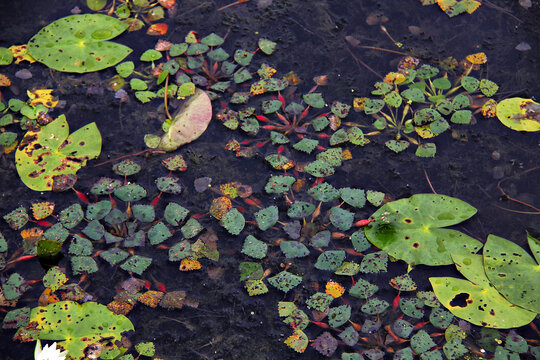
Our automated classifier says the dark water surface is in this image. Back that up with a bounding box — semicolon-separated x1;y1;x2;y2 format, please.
0;0;539;359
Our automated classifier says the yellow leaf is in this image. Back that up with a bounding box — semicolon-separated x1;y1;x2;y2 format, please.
220;183;239;199
32;201;55;220
341;149;352;160
462;0;481;14
325;281;345;298
20;227;44;240
27;89;58;108
384;72;406;85
283;71;301;86
466;52;487;65
353;97;368;112
482;99;497;118
437;0;457;11
415;125;435;139
0;74;11;87
180;258;202;271
210;196;232;220
9;45;36;64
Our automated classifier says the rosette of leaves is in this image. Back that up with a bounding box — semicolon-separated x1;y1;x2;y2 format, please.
27;14;132;73
359;54;497;156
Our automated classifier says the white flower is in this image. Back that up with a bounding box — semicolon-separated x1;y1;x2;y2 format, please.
34;339;68;360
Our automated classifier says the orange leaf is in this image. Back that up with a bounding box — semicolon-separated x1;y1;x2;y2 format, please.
21;227;44;240
0;74;11;87
437;0;457;11
38;288;60;306
9;45;36;64
158;0;176;9
481;99;497;118
353;97;369;112
465;52;487;65
325;281;345;298
210;196;232;220
32;201;55;220
180;258;202;271
341;149;352;161
147;23;168;36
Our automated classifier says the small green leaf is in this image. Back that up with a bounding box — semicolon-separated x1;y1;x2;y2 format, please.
315;250;345;270
361;298;389;315
140;49;162;61
120;255;152;275
415;143;437;157
280;241;310;258
268;271;302;292
245;279;268;296
59;204;84;229
221;208;245;235
287;201;315;218
308;182;340;202
164;202;189;226
265;175;295;194
181;218;203;239
349;278;378;299
241;235;267;259
306;292;333;311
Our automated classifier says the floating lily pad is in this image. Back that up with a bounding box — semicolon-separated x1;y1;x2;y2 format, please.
483;234;540;313
365;194;481;266
430;254;536;328
386;139;410;153
268;271;302;293
16;115;101;191
30;301;134;359
305;159;335;177
303;93;325;108
339;188;366;208
496;98;540;132
156;176;183;194
430;307;454;329
255;205;279;231
27;14;132;73
443;338;468;360
258;38;276;55
114;184;147;202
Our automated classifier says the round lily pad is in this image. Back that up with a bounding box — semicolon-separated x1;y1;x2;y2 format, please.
90;177;122;195
27;14;132;73
496;98;540;132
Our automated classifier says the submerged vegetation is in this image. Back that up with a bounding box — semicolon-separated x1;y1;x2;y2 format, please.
0;0;539;359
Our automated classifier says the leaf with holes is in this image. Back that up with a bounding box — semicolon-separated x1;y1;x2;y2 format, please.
15;115;101;191
359;251;388;273
114;184;147;202
365;194;481;265
339;188;365;208
483;233;540;313
284;329;308;353
327;304;351;328
430;254;536;328
287;201;315;218
245;279;268;296
241;235;267;259
181;218;203;239
254;205;278;231
120;255;152;275
30;301;134;359
59;203;84;229
308;182;340;202
361;298;389;315
132;205;155;223
390;273;417;291
496;98;540;132
268;271;302;293
312;331;338;356
221;208;245;235
164;202;189;226
265;175;295;194
71;256;98;275
3;206;29;230
349;278;378;299
27;14;132;73
315;250;345;271
90;177;121;195
112;159;140;176
306;292;334;312
156;176;182;194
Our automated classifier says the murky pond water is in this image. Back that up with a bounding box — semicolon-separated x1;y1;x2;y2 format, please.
1;0;539;359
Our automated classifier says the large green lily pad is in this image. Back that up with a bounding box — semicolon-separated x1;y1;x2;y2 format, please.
30;301;134;359
28;14;132;73
483;234;540;313
430;254;536;328
364;194;482;266
496;97;540;132
15;115;101;191
158;89;212;151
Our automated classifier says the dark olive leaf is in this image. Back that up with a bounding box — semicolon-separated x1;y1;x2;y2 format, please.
267;271;302;293
334;262;361;276
241;235;267;259
3;206;29;230
393;319;414;338
283;220;301;239
164;202;189;226
310;230;331;247
339;325;359;347
169;240;192;261
104;208;128;225
2;273;30;301
280;241;309;258
315;250;345;271
329;207;354;231
239;262;264;281
349;278;378;299
123;230;145;248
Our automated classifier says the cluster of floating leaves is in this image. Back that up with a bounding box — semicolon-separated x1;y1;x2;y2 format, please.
355;53;498;157
419;0;482;17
